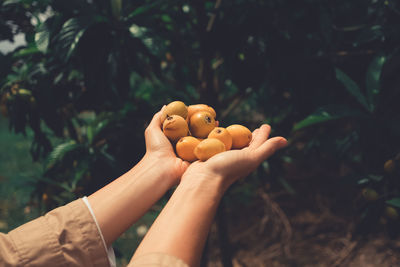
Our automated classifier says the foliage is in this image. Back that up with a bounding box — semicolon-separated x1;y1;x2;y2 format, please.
1;0;400;258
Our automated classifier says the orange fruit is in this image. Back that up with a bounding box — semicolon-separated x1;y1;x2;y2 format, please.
163;115;189;142
194;138;226;161
161;101;188;122
385;206;399;220
208;127;233;150
187;104;216;120
176;136;201;162
189;111;216;138
226;124;252;149
361;188;379;202
384;159;395;174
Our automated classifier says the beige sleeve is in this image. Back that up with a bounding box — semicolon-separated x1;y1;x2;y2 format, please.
0;199;110;267
128;253;189;267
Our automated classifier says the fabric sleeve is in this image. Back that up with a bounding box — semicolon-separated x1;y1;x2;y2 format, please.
0;198;110;267
82;196;116;267
128;253;189;267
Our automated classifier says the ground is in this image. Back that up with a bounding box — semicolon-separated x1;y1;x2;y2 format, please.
205;190;400;267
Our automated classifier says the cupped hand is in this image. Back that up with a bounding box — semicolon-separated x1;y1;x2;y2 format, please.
143;107;189;184
181;124;287;190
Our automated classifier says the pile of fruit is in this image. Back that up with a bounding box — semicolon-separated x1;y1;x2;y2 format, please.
161;101;252;162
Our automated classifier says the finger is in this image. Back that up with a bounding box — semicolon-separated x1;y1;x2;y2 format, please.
145;106;168;148
249;124;271;149
249;128;260;147
255;136;287;162
148;105;166;130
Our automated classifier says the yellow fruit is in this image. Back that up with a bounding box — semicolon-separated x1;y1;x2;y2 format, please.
163;115;189;142
361;188;379;202
176;136;201;162
194;138;226;161
161;101;188;122
226;124;252;149
189;111;216;138
384;206;399;220
187;104;217;120
384;159;395;174
208;127;233;150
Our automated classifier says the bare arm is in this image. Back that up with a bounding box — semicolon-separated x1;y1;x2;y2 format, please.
132;125;287;266
87;108;189;246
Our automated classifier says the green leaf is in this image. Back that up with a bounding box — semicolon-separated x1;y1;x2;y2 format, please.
2;0;20;6
386;198;400;208
55;16;105;61
357;178;369;185
35;24;50;53
87;125;94;144
46;141;80;169
12;46;40;58
366;54;386;112
335;68;371;112
293;105;363;131
126;0;166;21
367;174;383;182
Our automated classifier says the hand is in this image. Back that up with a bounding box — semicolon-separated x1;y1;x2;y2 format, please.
142;106;190;185
181;124;287;190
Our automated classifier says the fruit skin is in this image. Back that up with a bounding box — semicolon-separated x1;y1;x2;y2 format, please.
187;104;217;120
161;101;188;122
194;138;226;161
176;136;201;162
189;111;216;138
384;206;399;220
362;188;379;202
208;127;233;150
163;115;189;142
384;159;395;174
226;124;252;149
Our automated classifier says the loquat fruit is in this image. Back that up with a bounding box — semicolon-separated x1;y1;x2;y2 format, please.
161;101;188;122
187;104;216;120
163;115;189;142
226;124;252;149
176;136;201;162
189;111;216;138
361;188;379;202
194;138;226;161
384;159;395;174
384;206;399;220
208;127;233;150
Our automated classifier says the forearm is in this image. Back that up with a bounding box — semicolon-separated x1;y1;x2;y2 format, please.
88;154;176;246
132;175;227;266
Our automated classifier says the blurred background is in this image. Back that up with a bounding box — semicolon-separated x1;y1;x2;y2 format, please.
1;0;400;266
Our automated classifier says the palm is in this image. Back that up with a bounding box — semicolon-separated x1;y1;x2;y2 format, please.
182;125;287;187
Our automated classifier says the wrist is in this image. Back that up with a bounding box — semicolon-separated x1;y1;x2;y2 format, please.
139;153;179;187
179;173;229;200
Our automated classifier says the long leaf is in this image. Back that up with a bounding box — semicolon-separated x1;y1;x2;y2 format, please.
35;23;50;53
366;54;386;112
293;105;363;131
46;141;80;169
335;68;371;112
55;15;106;62
386;198;400;208
2;0;20;6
